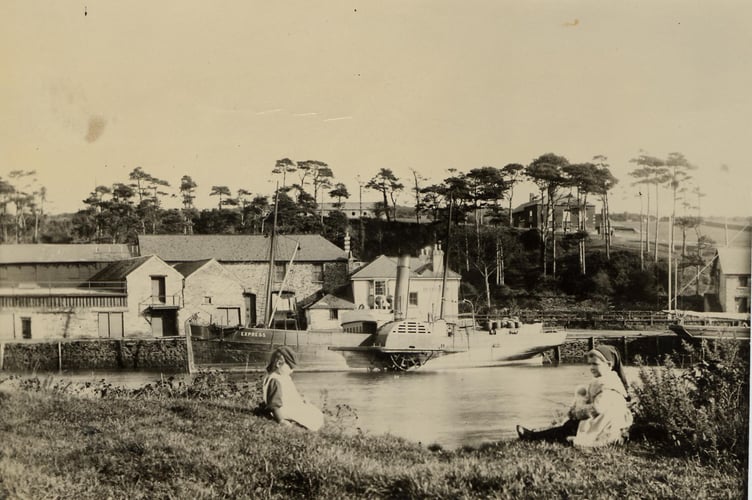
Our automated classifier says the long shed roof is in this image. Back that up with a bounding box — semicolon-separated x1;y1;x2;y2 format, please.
138;235;347;262
0;244;134;264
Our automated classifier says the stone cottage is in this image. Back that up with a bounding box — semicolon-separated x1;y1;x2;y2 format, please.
174;258;246;327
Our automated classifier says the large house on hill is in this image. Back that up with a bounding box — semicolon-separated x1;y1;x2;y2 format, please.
137;234;349;324
512;195;597;232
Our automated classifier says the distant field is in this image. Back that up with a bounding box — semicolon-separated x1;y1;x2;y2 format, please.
608;218;751;253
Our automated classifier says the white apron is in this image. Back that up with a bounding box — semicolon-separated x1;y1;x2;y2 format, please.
263;372;324;431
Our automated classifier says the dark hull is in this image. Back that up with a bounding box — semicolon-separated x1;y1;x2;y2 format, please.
669;324;750;343
189;325;373;372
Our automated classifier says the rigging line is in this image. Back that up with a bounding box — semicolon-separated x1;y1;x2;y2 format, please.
267;240;300;328
673;223;750;299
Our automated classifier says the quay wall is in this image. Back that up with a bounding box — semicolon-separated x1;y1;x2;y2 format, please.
1;338;187;372
554;334;689;365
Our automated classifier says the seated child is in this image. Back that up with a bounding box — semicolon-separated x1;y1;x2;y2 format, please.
517;345;632;447
262;346;324;431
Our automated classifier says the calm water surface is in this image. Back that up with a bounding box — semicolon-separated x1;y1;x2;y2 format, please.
56;365;639;449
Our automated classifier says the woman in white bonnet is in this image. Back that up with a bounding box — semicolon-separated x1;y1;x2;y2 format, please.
517;344;632;447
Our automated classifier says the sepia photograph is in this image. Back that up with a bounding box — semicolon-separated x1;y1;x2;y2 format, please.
1;1;750;498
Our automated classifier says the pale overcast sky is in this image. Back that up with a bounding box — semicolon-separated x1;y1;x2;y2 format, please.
1;1;751;217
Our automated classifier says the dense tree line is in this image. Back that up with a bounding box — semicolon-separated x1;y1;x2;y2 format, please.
2;151;714;311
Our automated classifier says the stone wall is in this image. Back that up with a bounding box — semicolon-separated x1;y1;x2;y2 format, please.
1;338;188;372
555;335;687;364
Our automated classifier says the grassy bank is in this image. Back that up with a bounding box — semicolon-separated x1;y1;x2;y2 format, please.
0;375;745;499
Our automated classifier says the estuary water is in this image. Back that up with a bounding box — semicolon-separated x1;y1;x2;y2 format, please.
54;364;640;450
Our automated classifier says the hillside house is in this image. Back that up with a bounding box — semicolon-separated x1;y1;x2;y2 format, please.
512;195;596;232
138;234;349;324
706;247;752;313
319;202;381;220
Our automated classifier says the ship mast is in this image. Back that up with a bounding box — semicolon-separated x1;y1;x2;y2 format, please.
439;196;453;320
263;182;280;327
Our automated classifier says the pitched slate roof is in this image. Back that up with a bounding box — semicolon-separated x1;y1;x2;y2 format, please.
173;259;213;278
138;235;347;262
0;244;134;264
717;247;751;276
350;255;460;280
88;256;154;282
306;293;357;310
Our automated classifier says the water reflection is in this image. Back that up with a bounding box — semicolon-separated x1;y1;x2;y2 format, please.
49;365;640;450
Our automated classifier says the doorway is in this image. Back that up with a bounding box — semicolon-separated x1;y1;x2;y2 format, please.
150;309;178;336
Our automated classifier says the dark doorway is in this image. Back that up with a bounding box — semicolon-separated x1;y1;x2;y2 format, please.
151;276;166;303
244;293;257;326
150;309;178;336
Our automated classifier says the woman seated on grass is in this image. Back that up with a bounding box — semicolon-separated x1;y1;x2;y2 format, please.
516;345;632;447
262;346;324;431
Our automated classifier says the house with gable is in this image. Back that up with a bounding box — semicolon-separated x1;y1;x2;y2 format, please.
512;194;597;232
705;247;752;313
137;234;349;325
87;255;185;337
304;244;461;330
174;258;247;327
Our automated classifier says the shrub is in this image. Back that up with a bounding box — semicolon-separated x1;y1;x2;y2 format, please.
631;340;750;464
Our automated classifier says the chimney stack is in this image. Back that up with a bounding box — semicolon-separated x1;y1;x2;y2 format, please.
393;255;410;321
344;231;352;259
432;242;444;274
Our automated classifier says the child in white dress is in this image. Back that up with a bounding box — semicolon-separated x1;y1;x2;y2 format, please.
517;345;632;447
262;346;324;431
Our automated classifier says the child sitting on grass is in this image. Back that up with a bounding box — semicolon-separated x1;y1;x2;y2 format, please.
516;345;632;447
262;346;324;431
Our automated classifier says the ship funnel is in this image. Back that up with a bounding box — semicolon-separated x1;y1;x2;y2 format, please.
393;255;410;321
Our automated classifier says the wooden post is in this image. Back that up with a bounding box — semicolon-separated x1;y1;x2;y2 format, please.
0;342;4;371
58;341;62;373
184;320;196;374
553;346;561;364
621;336;628;363
588;337;595;351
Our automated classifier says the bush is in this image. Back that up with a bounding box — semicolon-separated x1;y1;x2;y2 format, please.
631;340;750;465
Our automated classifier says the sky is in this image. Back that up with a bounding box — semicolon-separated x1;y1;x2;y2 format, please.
1;1;751;218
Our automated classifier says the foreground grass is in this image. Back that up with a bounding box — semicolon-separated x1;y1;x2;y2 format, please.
0;381;746;499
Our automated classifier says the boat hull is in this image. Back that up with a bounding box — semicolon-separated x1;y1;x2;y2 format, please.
421;324;567;369
188;322;567;372
190;325;373;372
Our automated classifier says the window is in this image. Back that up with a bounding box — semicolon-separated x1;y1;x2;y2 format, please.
312;263;324;283
151;276;166;303
329;309;339;320
409;292;419;306
203;296;212;304
274;263;286;282
734;297;749;313
98;312;124;338
738;276;749;288
374;280;387;296
21;317;31;339
217;307;241;326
